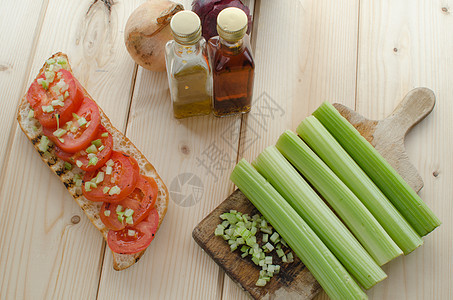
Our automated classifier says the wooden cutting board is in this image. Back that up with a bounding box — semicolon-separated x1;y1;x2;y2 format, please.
192;87;435;299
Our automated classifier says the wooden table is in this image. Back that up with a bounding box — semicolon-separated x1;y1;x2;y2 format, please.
1;0;451;299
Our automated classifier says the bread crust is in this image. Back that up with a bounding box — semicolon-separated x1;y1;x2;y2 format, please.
17;52;169;271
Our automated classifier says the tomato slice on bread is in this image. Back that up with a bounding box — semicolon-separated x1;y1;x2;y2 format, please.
100;175;158;230
27;69;84;129
55;125;113;172
82;151;140;203
107;208;159;254
43;97;101;153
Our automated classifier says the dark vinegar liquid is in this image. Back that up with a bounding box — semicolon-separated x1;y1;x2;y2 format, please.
208;36;255;117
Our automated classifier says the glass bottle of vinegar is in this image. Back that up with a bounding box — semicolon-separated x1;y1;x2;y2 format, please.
165;11;211;119
208;7;255;117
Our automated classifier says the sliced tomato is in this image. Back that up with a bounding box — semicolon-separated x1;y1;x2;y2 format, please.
55;125;113;172
27;69;84;129
107;208;159;254
43;97;101;153
82;151;140;203
100;175;158;230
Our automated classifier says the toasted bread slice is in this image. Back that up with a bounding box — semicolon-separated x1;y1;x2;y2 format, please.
17;52;169;271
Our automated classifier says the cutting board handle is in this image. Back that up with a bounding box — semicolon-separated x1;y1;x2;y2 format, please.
387;87;436;133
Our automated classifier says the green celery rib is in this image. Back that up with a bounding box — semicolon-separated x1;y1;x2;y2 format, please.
252;146;386;289
297;116;423;254
230;159;367;300
312;102;441;236
276;130;402;265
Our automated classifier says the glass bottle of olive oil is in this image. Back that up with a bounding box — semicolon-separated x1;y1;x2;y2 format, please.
165;10;212;119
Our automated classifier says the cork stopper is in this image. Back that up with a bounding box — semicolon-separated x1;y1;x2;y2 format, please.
170;10;202;45
216;7;248;42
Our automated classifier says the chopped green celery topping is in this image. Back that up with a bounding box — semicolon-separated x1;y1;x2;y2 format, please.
38;136;50;152
252;145;386;288
297;116;423;254
230;159;367;299
53;128;67;138
64;162;73;170
312;101;441;236
88;156;98;166
91;139;102;147
109;185;121;195
86;145;98;154
276;130;402;266
217;208;295;287
78;117;87;127
42;105;54;113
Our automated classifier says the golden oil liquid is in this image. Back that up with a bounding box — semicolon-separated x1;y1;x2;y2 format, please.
172;65;211;119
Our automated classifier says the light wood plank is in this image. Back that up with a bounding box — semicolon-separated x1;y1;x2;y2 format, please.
97;1;244;299
222;0;360;298
97;49;242;300
0;0;141;298
0;0;46;175
356;1;452;299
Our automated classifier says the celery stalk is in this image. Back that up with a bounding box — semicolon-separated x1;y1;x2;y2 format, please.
297;116;423;254
276;130;402;265
230;159;368;300
253;146;386;289
312;102;441;236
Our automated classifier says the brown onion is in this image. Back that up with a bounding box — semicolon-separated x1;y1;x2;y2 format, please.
125;0;184;72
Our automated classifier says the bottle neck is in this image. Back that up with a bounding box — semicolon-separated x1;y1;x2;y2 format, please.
219;37;244;55
174;40;202;57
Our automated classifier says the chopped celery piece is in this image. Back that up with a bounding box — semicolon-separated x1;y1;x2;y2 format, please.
298;116;423;254
38;136;50;152
276;131;402;266
78;117;87;127
215;226;225;236
85;144;98;154
264;242;274;252
88;156;98;166
253;146;387;287
53;128;67;138
94;172;104;184
287;252;294;263
42;105;54;113
91;139;102;147
109;185;121;195
231;159;367;299
270;232;279;243
312;102;441;236
256;279;266;287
